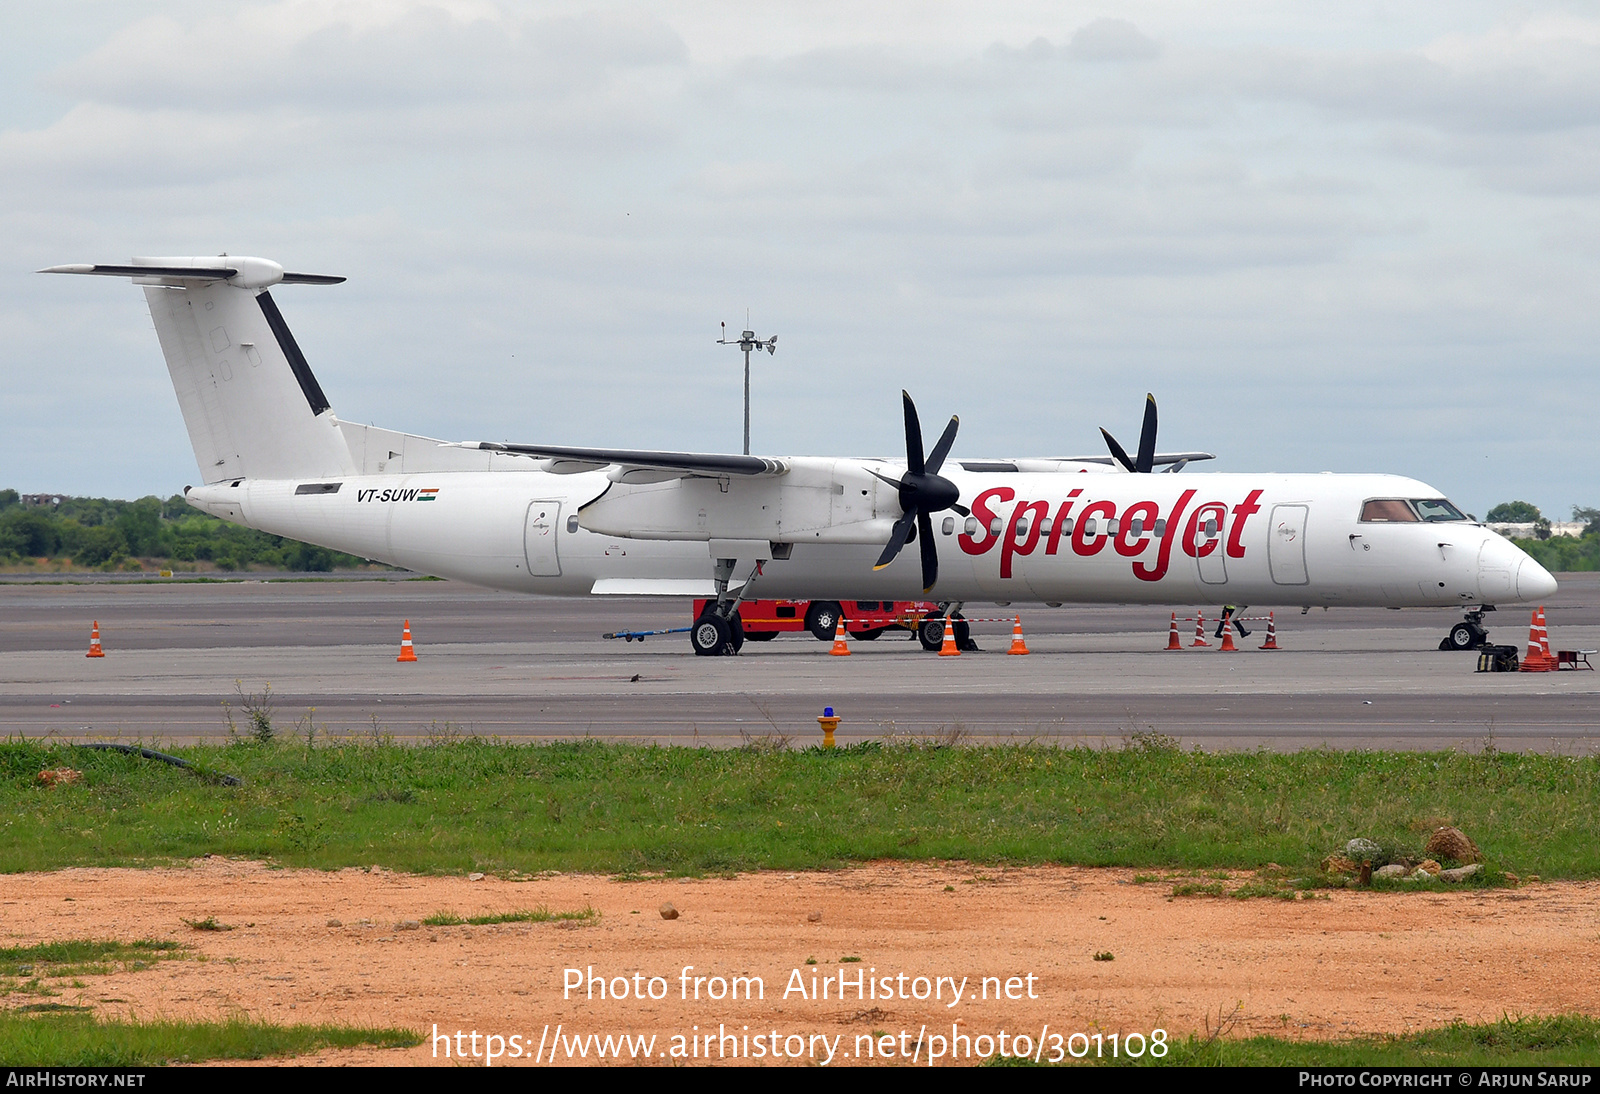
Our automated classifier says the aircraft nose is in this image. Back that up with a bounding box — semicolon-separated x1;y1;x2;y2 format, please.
1518;556;1559;600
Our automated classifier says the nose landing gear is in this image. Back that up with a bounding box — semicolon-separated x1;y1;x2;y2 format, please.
1440;606;1494;651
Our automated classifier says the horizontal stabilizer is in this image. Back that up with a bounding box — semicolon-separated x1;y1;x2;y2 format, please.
41;257;344;290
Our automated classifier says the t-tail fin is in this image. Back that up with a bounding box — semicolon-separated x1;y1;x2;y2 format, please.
42;256;357;483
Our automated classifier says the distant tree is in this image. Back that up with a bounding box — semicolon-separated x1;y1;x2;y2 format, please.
1486;501;1543;523
1575;506;1600;538
0;489;18;511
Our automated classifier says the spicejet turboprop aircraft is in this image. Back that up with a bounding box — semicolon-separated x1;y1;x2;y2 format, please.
43;256;1556;656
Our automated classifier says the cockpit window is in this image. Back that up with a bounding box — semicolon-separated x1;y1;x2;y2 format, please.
1360;499;1418;522
1411;498;1468;522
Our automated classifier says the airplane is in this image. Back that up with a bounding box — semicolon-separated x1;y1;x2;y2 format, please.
41;255;1557;657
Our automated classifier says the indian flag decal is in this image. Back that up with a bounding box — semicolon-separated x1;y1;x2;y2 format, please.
418;488;439;501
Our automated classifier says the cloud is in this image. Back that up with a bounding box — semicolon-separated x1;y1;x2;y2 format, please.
1065;18;1160;63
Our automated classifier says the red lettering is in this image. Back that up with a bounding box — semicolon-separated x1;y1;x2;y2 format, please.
1227;489;1263;558
1072;500;1116;557
959;487;1013;556
1182;502;1228;558
1001;500;1050;578
1134;490;1194;582
1114;500;1159;558
1044;489;1082;555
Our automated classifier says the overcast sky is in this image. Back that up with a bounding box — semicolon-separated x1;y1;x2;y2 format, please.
3;1;1596;520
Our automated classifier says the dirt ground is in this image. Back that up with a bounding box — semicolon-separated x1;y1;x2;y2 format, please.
4;859;1598;1066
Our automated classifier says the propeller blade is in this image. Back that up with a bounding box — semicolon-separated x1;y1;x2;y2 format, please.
1100;428;1137;473
924;414;959;476
951;502;970;517
917;509;938;591
873;513;917;571
902;390;926;477
1136;393;1157;474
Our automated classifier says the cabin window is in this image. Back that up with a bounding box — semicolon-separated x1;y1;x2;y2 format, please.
566;515;580;533
1153;519;1166;537
1015;519;1030;538
965;516;979;536
1361;499;1418;523
1082;518;1097;536
990;517;1004;536
1061;517;1074;535
1107;519;1119;535
942;516;955;535
1412;498;1468;522
1129;517;1144;536
1204;517;1218;536
1039;517;1053;537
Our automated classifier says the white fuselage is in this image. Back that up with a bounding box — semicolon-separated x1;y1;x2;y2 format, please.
186;464;1556;609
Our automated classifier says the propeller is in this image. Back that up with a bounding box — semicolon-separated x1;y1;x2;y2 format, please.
869;391;969;593
1099;392;1159;474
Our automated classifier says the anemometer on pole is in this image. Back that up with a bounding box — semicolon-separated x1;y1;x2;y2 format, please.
719;320;776;456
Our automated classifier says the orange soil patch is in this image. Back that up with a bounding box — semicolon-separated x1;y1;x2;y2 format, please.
3;860;1597;1067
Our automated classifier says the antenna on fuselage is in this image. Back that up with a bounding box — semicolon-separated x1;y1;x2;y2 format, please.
719;319;777;456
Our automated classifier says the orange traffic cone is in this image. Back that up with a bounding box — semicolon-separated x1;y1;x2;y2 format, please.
1192;612;1210;647
1007;615;1030;655
396;620;418;662
1166;611;1183;651
1259;611;1279;650
829;617;851;656
1520;607;1555;672
1218;623;1237;651
86;621;105;658
938;616;961;656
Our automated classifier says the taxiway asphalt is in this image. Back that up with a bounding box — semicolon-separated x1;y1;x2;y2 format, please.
2;572;1596;751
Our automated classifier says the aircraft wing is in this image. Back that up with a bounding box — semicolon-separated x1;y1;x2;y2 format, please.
450;441;789;480
1060;451;1216;468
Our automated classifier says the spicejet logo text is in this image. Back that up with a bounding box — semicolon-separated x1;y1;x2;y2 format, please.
956;487;1264;582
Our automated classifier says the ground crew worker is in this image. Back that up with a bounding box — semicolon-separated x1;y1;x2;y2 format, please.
1215;605;1251;639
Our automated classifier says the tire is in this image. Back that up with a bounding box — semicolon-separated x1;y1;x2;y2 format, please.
1448;622;1477;650
918;615;946;651
691;614;732;656
805;601;844;642
854;627;885;641
952;615;972;650
728;614;745;654
744;630;779;642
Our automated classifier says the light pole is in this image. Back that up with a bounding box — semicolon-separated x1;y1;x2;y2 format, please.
719;321;776;455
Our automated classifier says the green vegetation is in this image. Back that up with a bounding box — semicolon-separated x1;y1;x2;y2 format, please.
1514;531;1600;572
0;488;381;572
4;737;1599;879
421;906;596;926
1485;500;1544;524
0;1011;420;1066
0;940;185;981
1107;1013;1600;1067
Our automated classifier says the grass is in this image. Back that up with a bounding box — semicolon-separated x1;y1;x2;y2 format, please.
0;1011;420;1065
1111;1014;1600;1067
2;738;1599;879
421;906;597;926
0;940;186;980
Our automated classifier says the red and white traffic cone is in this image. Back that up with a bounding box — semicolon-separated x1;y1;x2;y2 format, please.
938;617;961;657
1166;612;1182;651
1218;622;1238;652
1007;615;1030;655
829;617;851;656
1520;607;1555;672
396;620;418;662
1192;612;1210;647
86;621;105;659
1259;611;1279;650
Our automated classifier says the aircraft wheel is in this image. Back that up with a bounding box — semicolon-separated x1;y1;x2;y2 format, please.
729;614;745;654
691;614;732;656
1447;622;1482;650
952;615;973;650
805;601;844;642
918;615;946;651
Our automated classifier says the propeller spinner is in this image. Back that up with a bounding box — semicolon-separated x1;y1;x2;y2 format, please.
870;391;969;593
1100;392;1160;474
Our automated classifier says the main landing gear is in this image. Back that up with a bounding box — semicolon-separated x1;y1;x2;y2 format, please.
691;555;761;657
917;603;977;652
1439;606;1495;651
